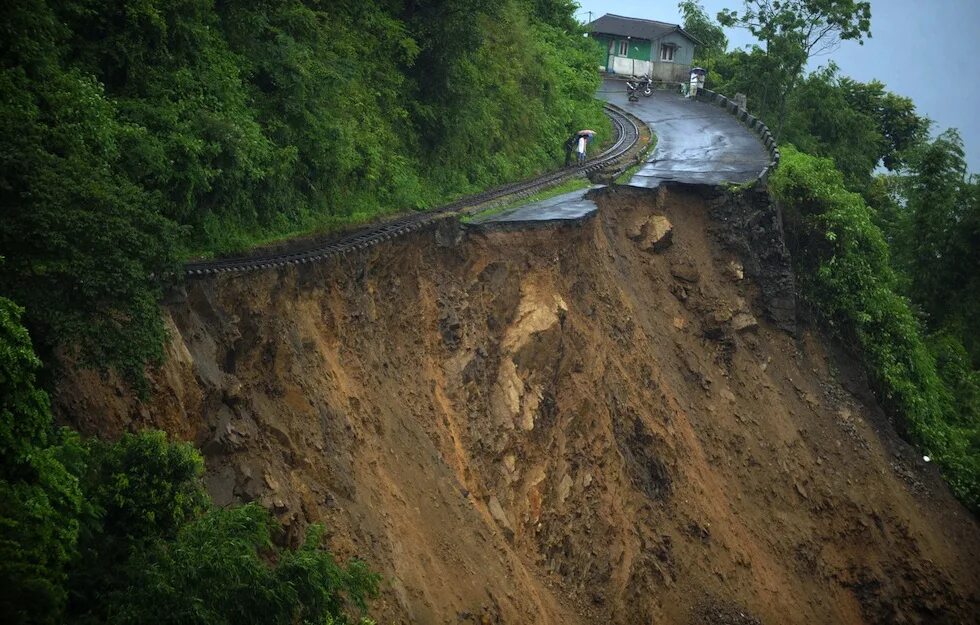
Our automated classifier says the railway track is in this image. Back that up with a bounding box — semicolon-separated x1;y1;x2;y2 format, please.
184;103;641;276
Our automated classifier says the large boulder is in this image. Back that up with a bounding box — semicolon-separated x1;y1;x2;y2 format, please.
629;214;673;252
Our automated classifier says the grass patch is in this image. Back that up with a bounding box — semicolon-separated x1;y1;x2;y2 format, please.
461;178;592;223
185;208;396;260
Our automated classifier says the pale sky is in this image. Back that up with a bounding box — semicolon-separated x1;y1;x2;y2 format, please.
576;0;980;173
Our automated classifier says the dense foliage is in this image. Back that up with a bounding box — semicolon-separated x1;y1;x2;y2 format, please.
773;147;978;510
678;1;728;62
717;0;871;136
0;0;608;379
682;1;978;509
0;298;379;624
0;296;83;623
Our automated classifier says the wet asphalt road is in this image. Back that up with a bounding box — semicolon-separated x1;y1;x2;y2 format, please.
600;79;770;187
476;79;768;223
466;187;602;225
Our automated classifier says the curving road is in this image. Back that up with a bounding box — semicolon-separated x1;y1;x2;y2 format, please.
600;78;770;188
476;79;770;224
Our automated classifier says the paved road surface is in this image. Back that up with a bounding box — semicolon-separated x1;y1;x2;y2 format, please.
467;187;601;225
601;79;769;188
476;79;768;223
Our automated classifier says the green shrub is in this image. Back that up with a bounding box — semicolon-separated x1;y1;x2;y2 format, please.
772;146;979;510
0;296;379;624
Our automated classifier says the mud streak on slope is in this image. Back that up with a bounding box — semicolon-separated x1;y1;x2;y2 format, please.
56;186;980;624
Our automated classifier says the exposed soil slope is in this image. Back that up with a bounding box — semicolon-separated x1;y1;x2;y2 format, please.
56;186;980;624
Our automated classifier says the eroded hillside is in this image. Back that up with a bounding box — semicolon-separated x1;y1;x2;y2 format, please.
56;186;980;624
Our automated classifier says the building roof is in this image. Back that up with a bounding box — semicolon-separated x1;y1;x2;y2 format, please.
588;13;701;46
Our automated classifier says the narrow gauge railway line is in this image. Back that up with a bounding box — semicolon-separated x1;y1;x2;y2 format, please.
185;103;641;276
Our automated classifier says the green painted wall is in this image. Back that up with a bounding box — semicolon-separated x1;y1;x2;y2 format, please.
591;34;650;61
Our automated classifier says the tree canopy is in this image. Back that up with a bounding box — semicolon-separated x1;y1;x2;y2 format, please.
0;298;379;624
0;0;609;382
679;1;728;60
718;0;872;58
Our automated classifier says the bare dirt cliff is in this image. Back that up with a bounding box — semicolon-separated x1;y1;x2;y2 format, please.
56;185;980;624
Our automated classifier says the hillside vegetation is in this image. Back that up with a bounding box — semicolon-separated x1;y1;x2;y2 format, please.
0;0;608;379
0;1;606;623
0;296;380;624
682;0;979;509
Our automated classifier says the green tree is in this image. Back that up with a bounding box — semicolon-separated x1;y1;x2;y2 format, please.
66;432;379;625
0;0;181;383
897;131;973;324
781;65;883;188
840;77;929;171
718;0;872;136
105;508;378;625
0;296;83;625
679;1;728;61
718;0;871;59
772;145;979;510
777;65;928;190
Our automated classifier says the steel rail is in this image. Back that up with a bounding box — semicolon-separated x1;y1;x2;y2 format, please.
184;103;641;276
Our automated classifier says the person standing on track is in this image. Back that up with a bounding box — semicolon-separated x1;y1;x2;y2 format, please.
565;129;596;166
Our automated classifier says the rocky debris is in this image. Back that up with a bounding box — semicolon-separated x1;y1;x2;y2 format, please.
726;259;744;281
670;282;690;301
263;470;280;490
704;185;796;334
201;404;250;455
439;308;463;349
731;312;758;333
487;495;515;540
670;256;701;283
204;465;238;507
614;414;672;501
692;598;763;625
435;217;463;247
557;474;574;503
629;214;673;252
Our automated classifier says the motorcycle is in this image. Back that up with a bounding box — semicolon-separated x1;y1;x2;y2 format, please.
625;75;653;102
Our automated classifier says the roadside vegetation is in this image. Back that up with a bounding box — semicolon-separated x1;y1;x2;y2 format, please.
0;1;607;622
682;1;979;510
0;0;609;380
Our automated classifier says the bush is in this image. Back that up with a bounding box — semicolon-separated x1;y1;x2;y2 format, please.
772;146;979;510
0;296;379;624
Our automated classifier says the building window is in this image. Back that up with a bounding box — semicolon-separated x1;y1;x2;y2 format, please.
619;40;629;56
660;44;675;62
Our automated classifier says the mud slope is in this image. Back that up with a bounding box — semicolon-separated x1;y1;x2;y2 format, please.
57;186;980;624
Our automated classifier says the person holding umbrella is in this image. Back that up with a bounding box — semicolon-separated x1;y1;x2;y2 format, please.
565;129;596;165
688;67;706;98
